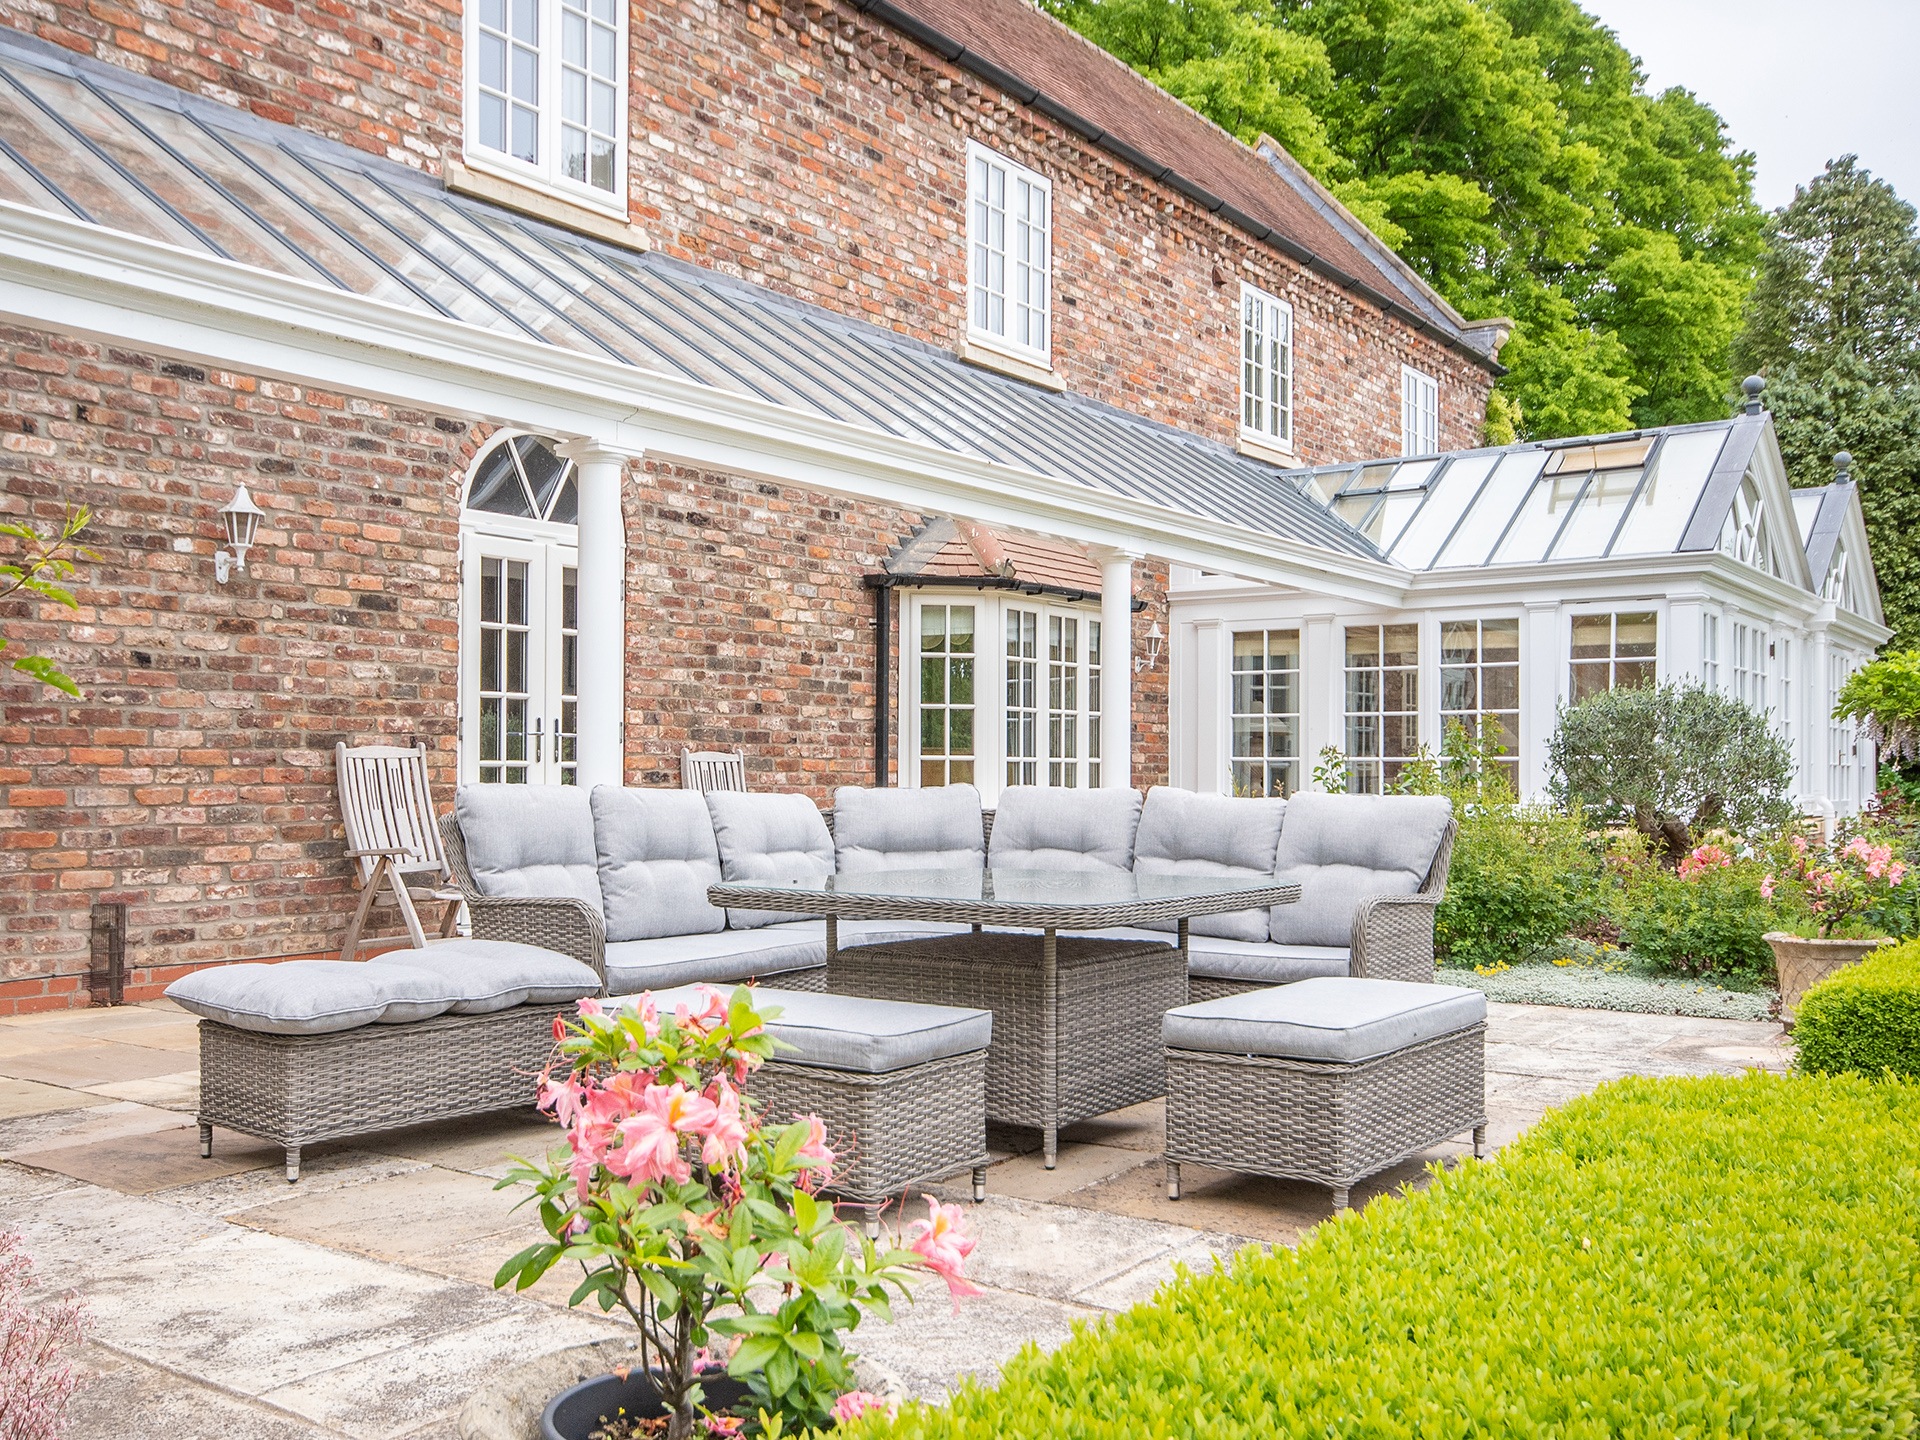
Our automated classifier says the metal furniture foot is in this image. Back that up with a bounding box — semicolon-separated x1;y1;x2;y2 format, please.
861;1205;880;1241
1331;1185;1350;1212
971;1165;987;1203
1472;1124;1487;1159
1166;1161;1181;1201
198;1122;212;1159
285;1146;301;1183
1043;1125;1057;1170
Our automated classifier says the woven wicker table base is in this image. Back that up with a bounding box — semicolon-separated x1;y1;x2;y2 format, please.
1164;1022;1487;1211
826;931;1184;1169
749;1049;989;1236
196;1004;560;1181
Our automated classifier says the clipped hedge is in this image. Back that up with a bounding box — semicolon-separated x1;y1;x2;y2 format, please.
856;1074;1920;1439
1797;937;1920;1080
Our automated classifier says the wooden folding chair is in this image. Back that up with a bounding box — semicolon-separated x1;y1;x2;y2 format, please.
680;746;748;793
334;743;465;962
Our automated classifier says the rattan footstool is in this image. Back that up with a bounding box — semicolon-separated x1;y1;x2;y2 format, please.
1163;977;1487;1211
652;985;991;1236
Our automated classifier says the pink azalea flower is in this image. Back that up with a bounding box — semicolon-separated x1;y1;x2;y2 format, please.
698;1080;748;1169
795;1115;835;1174
606;1084;718;1187
704;1414;744;1437
905;1197;980;1307
1892;861;1909;886
577;997;605;1019
831;1391;895;1424
1760;874;1775;901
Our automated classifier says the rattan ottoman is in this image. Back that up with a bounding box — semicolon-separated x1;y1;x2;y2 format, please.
1163;977;1487;1211
196;1004;559;1181
652;985;991;1235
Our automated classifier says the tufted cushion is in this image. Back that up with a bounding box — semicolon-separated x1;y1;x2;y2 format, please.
455;785;602;911
1163;977;1485;1064
647;985;992;1073
704;792;835;928
1133;787;1286;942
1267;794;1452;948
373;938;600;1014
604;922;826;994
165;959;454;1035
987;786;1143;873
831;784;985;874
591;787;726;942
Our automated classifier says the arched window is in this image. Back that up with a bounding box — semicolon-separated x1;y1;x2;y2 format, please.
1719;475;1780;577
460;434;579;784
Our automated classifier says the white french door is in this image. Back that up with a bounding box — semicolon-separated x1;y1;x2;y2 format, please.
460;531;579;784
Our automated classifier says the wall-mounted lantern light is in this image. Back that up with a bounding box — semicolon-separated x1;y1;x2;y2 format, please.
1135;620;1164;674
214;484;265;583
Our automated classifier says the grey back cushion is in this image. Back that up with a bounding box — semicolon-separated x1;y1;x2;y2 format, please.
831;784;985;874
987;786;1143;872
591;787;726;941
1133;787;1286;943
705;791;835;928
455;785;602;911
1268;793;1453;947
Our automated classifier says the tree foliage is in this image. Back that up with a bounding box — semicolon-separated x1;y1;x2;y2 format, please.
1548;682;1794;857
1042;0;1762;439
0;508;94;698
1733;157;1920;647
1835;650;1920;763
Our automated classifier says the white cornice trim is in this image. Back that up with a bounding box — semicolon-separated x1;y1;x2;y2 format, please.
0;200;1408;606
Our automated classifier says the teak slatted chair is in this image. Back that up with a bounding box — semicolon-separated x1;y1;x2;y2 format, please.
680;746;748;793
334;742;464;962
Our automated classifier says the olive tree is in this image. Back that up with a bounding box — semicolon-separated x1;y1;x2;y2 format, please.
1548;681;1794;857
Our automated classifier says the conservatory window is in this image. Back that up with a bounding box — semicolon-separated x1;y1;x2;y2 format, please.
1231;629;1302;797
1778;637;1793;750
1439;618;1520;788
1823;539;1853;607
1731;623;1771;714
1240;284;1293;447
1719;475;1781;577
1569;611;1656;702
968;143;1051;359
468;0;626;201
1401;367;1438;457
1345;623;1419;793
1829;651;1858;803
917;603;977;788
1701;612;1721;691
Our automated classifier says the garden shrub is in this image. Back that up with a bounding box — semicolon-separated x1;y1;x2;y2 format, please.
1613;836;1774;979
853;1072;1920;1440
1796;937;1920;1080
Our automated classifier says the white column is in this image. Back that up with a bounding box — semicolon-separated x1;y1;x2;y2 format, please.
558;439;642;790
1808;617;1833;824
1189;618;1225;793
1519;602;1560;802
1099;552;1136;788
1301;612;1337;789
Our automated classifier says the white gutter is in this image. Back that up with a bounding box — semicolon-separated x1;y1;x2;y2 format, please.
0;200;1410;607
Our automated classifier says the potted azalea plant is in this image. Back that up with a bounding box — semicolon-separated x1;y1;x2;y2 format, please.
1761;831;1913;1023
495;986;976;1440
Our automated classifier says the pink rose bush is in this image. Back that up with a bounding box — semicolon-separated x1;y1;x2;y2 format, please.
496;986;974;1439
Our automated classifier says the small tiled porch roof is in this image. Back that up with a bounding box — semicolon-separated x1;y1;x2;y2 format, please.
880;518;1110;601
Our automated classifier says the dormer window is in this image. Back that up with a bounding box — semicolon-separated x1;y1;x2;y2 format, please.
467;0;626;205
967;141;1051;361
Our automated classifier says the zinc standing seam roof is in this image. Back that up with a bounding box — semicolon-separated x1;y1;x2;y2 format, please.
0;28;1382;564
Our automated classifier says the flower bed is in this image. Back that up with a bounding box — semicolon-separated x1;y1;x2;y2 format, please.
851;1072;1920;1439
1796;937;1920;1080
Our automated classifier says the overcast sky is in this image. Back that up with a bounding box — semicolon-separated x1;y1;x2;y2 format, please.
1577;0;1920;213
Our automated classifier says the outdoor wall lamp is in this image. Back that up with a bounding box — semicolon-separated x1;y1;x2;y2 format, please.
214;484;265;583
1135;621;1164;674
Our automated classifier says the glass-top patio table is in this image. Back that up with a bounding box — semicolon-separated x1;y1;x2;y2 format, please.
709;869;1300;1167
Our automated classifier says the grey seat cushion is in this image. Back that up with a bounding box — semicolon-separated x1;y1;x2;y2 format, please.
647;985;992;1074
591;787;726;941
706;791;836;928
1163;977;1486;1064
375;938;601;1014
604;921;828;995
165;959;455;1035
455;785;603;911
835;918;973;945
1134;787;1286;943
1186;939;1351;986
831;784;985;874
1267;794;1452;947
987;786;1143;872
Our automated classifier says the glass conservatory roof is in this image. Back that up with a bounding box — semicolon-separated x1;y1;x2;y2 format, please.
1279;420;1754;572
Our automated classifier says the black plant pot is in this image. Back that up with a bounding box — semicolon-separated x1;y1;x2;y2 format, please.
542;1368;751;1440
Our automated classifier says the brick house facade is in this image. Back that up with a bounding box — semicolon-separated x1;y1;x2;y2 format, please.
0;0;1497;1010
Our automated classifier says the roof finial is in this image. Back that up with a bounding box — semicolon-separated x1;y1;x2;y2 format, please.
1741;374;1766;416
1835;451;1854;485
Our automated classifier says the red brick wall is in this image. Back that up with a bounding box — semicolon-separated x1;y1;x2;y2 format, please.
4;0;1492;460
1;327;1174;1010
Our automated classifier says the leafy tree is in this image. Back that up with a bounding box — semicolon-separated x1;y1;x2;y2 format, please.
1;509;93;698
1548;681;1794;858
1733;157;1920;646
1835;650;1920;763
1043;0;1762;439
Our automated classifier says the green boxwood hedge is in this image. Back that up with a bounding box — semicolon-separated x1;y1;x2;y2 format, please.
1796;938;1920;1080
855;1073;1920;1439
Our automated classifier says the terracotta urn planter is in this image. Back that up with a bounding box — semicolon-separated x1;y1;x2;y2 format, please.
1765;932;1891;1025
